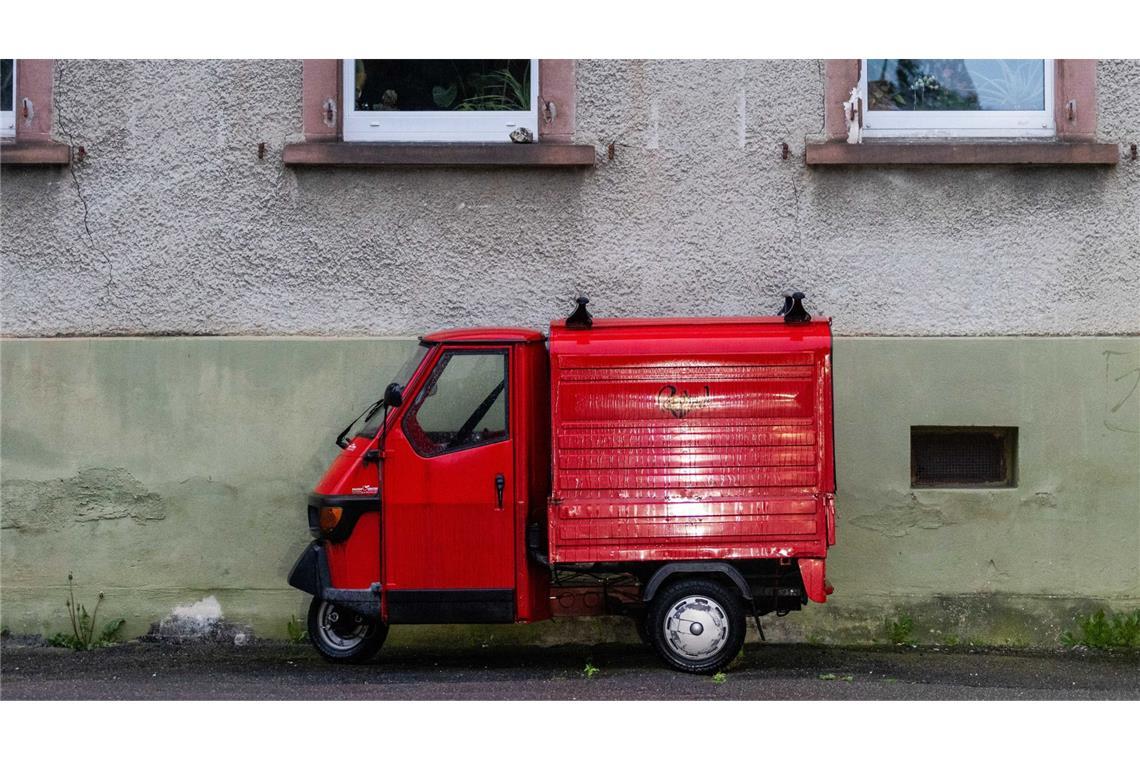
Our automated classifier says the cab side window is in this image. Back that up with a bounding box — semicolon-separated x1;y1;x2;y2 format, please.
403;350;508;457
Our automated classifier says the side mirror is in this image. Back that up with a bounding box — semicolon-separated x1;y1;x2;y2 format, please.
384;382;404;408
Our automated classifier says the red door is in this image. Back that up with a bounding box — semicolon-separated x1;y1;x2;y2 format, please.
382;347;516;623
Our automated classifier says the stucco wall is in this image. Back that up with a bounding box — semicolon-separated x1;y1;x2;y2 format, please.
2;59;1138;646
2;336;1136;644
2;59;1138;338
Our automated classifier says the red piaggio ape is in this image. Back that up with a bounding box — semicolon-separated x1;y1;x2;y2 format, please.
288;293;836;673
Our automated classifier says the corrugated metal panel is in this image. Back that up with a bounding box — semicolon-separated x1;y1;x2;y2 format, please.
547;317;834;564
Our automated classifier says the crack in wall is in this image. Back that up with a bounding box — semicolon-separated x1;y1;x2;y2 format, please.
787;149;805;253
54;60;115;302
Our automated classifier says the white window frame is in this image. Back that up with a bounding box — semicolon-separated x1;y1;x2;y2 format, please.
1;59;16;138
342;59;540;143
860;59;1055;139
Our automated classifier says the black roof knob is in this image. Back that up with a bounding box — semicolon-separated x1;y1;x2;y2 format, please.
782;291;811;324
565;296;593;329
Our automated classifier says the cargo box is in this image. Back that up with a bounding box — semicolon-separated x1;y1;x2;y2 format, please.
547;316;836;566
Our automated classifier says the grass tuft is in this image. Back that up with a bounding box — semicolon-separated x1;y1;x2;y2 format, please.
1061;609;1140;649
286;614;307;644
886;614;917;646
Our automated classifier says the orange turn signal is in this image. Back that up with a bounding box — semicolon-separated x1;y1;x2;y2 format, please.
318;506;343;534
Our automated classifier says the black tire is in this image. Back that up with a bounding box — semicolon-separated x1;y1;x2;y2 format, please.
307;597;387;664
646;578;747;674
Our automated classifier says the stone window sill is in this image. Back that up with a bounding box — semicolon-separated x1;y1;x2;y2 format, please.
0;140;72;166
283;141;596;168
804;140;1120;166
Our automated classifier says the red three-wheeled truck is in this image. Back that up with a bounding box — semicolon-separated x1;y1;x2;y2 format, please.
288;294;836;673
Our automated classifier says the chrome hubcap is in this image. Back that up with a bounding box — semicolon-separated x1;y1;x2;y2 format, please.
316;601;372;651
663;595;730;660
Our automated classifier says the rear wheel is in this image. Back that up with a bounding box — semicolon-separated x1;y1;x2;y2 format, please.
646;578;746;674
307;598;387;663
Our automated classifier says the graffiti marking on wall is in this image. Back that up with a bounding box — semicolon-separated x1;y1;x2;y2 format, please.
1103;350;1140;434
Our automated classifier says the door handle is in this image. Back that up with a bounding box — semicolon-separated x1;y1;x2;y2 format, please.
494;473;505;510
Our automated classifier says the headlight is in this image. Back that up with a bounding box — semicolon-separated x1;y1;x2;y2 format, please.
318;506;343;536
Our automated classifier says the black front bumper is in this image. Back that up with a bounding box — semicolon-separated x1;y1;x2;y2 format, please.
287;541;381;618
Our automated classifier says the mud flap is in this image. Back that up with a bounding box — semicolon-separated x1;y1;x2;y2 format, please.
798;558;833;603
287;541;328;596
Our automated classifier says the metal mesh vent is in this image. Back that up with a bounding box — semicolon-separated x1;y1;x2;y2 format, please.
911;427;1017;488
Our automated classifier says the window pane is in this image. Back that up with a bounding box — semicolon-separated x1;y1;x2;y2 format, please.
867;59;1045;112
406;352;508;456
1;59;13;111
353;60;531;112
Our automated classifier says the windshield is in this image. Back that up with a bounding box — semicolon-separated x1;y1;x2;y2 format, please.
343;343;430;442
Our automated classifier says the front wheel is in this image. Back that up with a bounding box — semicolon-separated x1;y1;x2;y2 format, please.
646;578;746;674
307;598;387;663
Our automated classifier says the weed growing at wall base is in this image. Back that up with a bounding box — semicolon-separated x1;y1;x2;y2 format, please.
287;614;307;644
1061;609;1140;649
46;573;124;651
886;614;917;646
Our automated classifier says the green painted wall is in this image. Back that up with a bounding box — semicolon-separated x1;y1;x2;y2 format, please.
1;336;1137;646
817;337;1139;645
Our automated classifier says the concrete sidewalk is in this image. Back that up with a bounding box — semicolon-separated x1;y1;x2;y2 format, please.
2;640;1137;700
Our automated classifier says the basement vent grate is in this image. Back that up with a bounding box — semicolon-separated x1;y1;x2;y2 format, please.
911;427;1017;488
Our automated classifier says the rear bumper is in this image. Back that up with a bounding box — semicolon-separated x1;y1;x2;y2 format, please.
287;541;381;618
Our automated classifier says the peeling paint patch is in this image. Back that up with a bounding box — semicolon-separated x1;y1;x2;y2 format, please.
146;595;252;644
1020;492;1059;510
0;468;164;531
850;494;954;537
171;595;223;623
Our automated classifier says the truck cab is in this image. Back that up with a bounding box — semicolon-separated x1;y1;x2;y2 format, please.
289;296;835;673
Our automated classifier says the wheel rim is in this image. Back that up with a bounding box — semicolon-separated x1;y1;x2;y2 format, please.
662;595;731;660
315;601;374;652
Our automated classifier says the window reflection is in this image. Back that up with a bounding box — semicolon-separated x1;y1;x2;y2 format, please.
867;59;1045;112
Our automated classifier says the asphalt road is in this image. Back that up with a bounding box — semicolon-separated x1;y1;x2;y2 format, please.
2;640;1137;700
